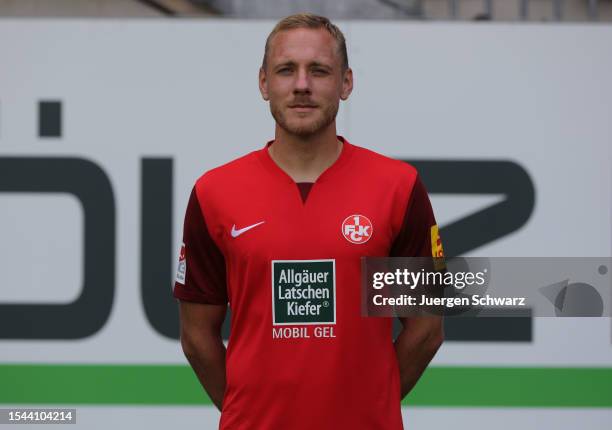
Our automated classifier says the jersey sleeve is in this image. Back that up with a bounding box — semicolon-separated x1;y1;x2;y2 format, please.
173;187;228;305
390;174;444;259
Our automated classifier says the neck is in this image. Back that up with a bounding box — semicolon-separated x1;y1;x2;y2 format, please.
268;123;342;183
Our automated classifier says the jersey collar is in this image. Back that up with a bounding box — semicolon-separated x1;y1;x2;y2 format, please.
259;135;355;185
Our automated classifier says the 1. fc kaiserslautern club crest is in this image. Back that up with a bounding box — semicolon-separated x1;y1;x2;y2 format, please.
341;214;373;244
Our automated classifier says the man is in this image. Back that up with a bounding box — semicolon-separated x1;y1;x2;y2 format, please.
174;13;443;430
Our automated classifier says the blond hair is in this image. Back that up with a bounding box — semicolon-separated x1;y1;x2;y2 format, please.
262;13;349;72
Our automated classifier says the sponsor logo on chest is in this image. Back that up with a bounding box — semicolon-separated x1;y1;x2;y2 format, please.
272;260;336;325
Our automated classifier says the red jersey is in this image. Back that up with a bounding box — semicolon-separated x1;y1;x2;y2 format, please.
174;136;441;430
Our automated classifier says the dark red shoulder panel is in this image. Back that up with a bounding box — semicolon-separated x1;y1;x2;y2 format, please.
173;187;228;304
390;175;441;258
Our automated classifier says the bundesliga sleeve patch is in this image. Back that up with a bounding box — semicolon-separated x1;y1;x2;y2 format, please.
175;242;186;285
272;260;336;325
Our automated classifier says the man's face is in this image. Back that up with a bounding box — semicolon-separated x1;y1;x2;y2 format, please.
259;28;353;138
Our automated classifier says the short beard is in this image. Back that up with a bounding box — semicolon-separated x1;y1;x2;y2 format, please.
271;101;339;138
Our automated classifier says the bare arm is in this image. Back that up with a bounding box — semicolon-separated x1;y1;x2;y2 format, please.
179;300;227;411
394;315;444;399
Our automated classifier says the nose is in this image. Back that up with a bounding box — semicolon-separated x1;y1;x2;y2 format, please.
294;68;311;94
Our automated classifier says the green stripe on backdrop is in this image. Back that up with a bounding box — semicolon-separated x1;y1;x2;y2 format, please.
0;365;611;407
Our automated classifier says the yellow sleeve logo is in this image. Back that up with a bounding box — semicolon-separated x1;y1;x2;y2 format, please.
430;224;446;271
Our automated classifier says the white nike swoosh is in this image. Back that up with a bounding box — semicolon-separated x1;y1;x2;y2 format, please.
231;221;265;238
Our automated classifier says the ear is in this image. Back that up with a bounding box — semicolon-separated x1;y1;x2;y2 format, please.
340;67;353;101
259;67;269;101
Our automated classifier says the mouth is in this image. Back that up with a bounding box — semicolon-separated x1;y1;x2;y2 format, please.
289;104;318;113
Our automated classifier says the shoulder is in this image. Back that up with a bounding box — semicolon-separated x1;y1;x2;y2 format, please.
348;141;419;185
194;149;261;192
